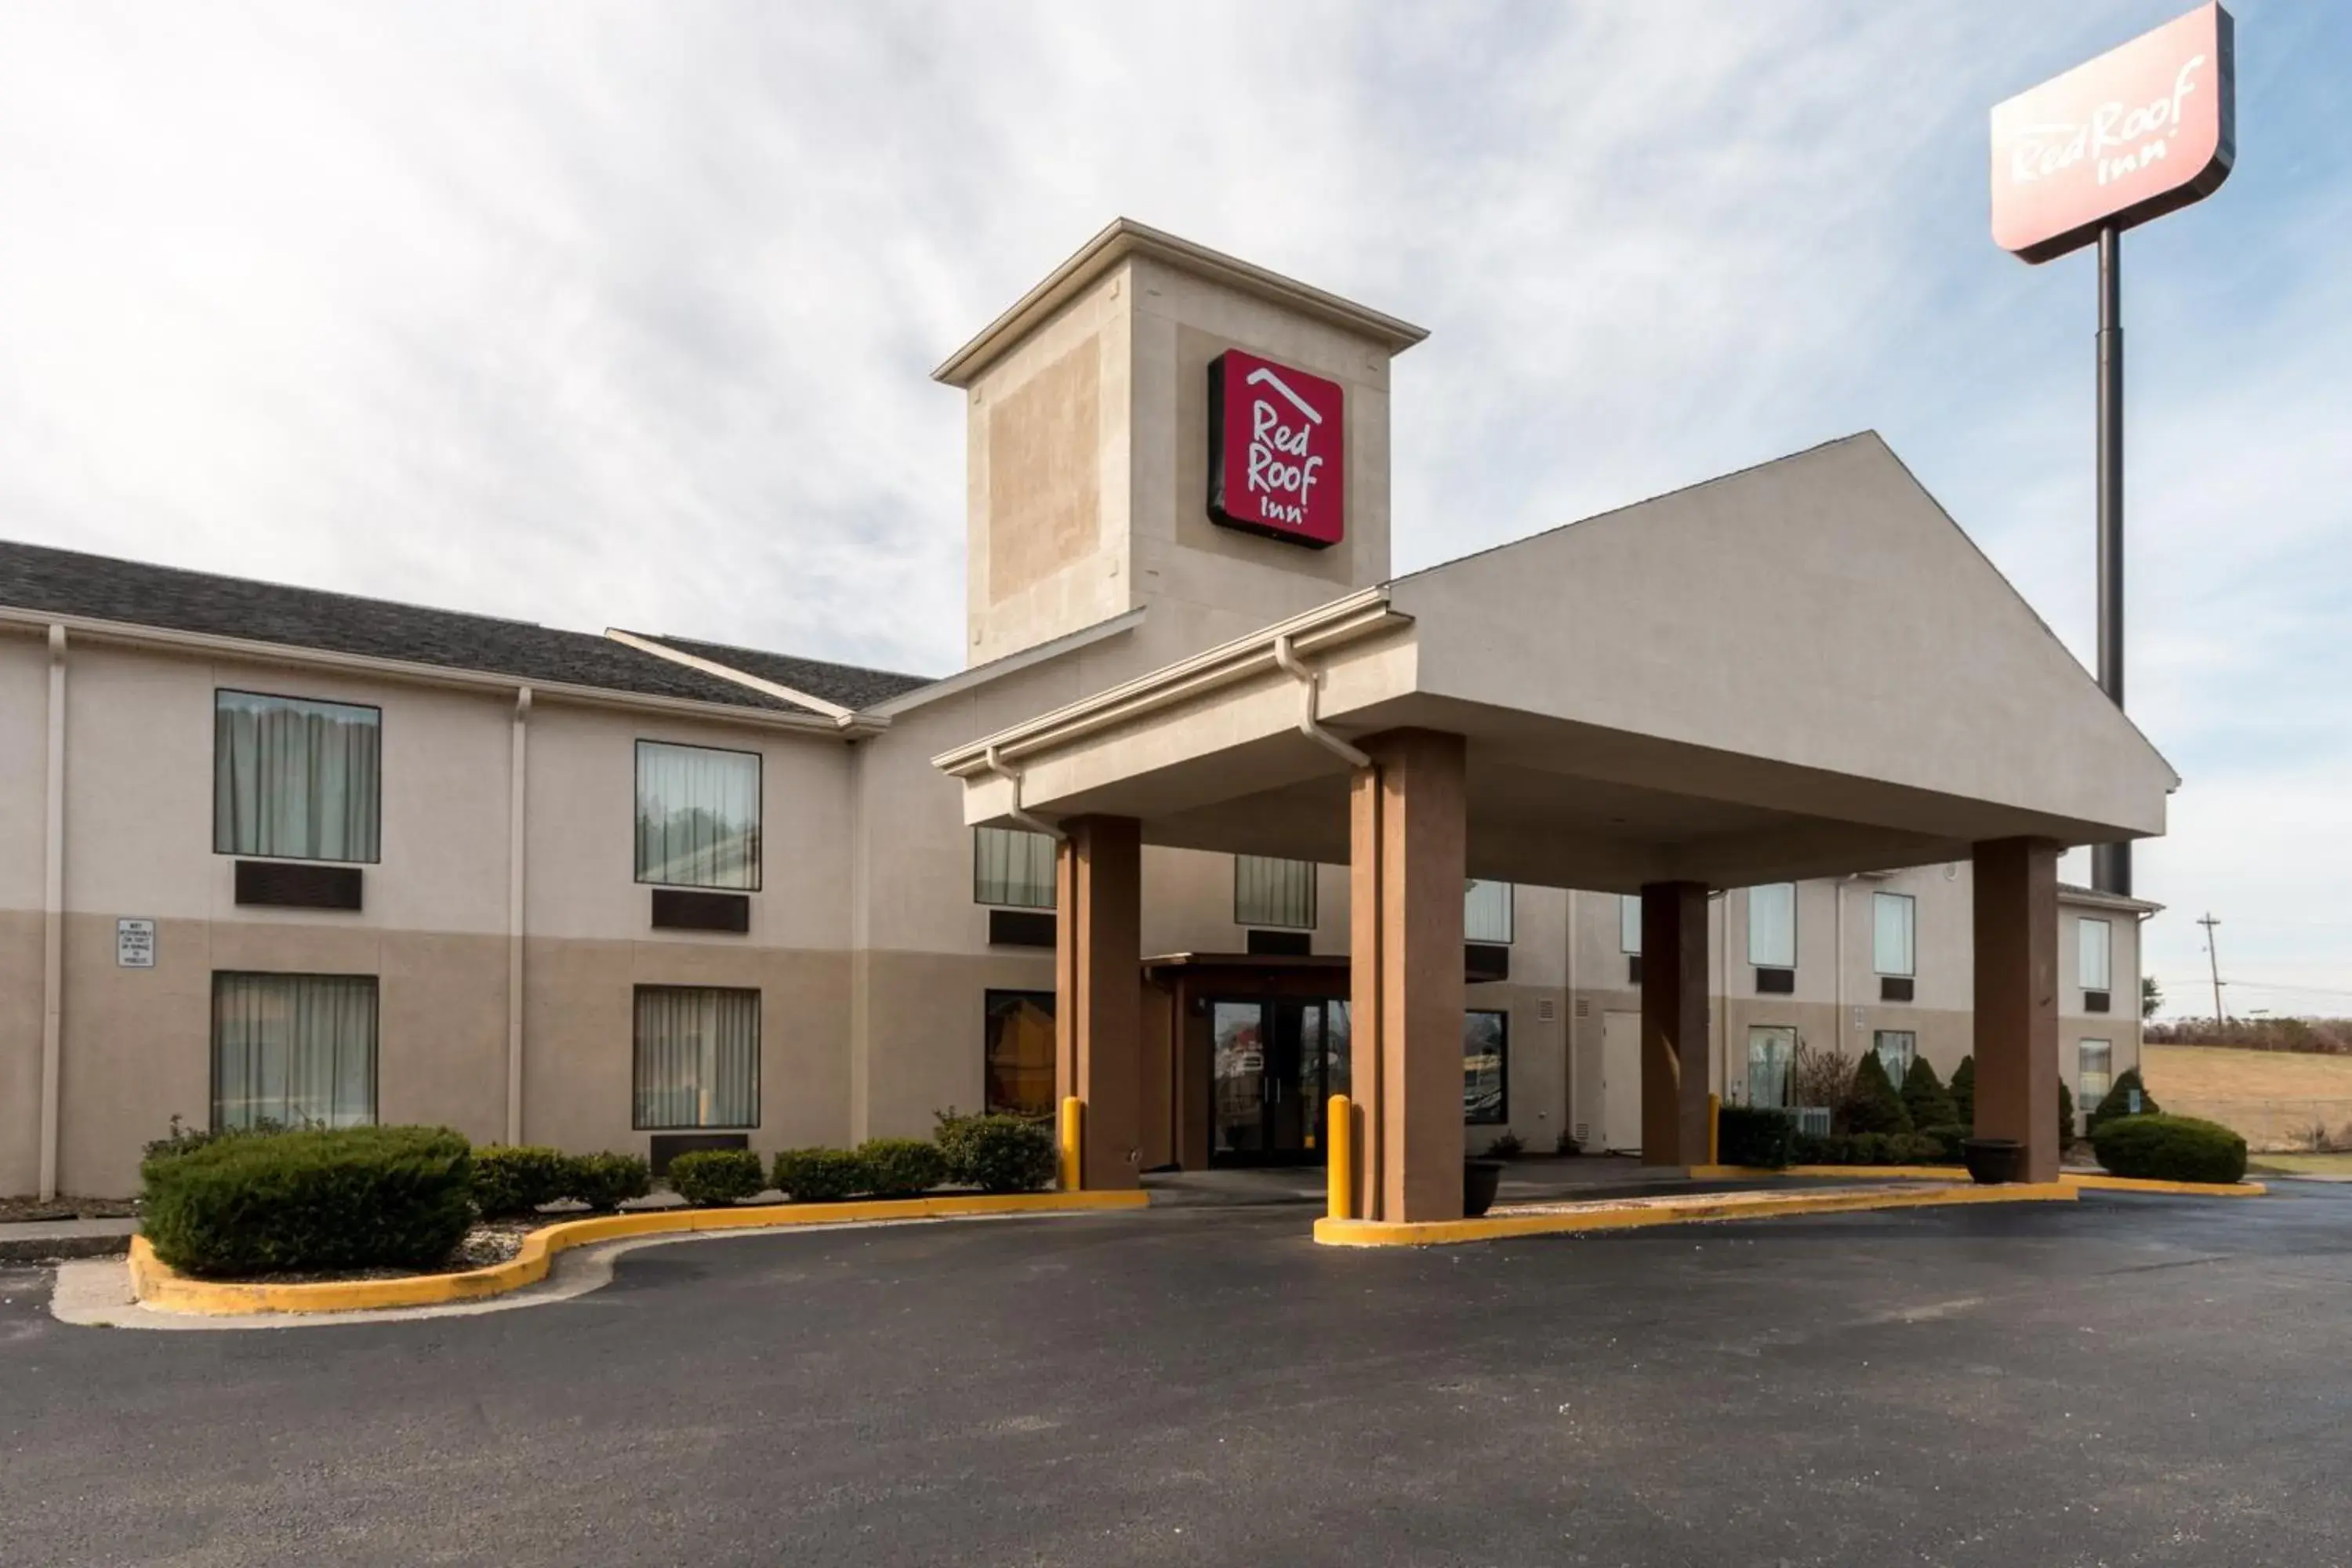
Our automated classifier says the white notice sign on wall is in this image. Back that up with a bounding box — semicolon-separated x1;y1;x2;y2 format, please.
117;918;156;968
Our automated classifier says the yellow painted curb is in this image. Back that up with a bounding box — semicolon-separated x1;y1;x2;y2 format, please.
1312;1181;2077;1247
2064;1171;2267;1197
129;1189;1151;1316
1702;1163;2266;1196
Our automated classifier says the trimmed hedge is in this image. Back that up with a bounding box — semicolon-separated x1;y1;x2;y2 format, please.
858;1138;946;1199
2092;1113;2246;1185
936;1112;1057;1193
472;1145;573;1218
2087;1068;2161;1135
140;1125;474;1277
1788;1129;1960;1167
1717;1105;1796;1169
1843;1052;1912;1136
1900;1058;1956;1133
773;1147;873;1203
568;1151;652;1210
1918;1123;1969;1163
667;1148;767;1206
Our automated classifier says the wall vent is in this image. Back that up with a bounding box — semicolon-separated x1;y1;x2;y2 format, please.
1537;998;1558;1022
1573;998;1592;1019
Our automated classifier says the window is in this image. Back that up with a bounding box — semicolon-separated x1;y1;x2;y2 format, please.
1465;880;1515;945
213;690;382;862
2078;917;2113;993
1748;883;1796;969
1874;1029;1917;1083
1236;855;1316;930
1464;1010;1508;1124
211;971;378;1130
1873;892;1915;977
975;826;1055;910
985;990;1057;1119
2079;1040;2114;1108
632;986;760;1128
1619;894;1642;954
1747;1025;1795;1109
635;742;760;890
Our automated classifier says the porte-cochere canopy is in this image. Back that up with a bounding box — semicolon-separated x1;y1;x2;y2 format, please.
935;433;2176;1225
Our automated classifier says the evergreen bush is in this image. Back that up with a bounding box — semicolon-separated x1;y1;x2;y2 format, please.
1917;1123;1969;1163
140;1125;474;1277
1899;1058;1956;1133
2091;1113;2246;1185
935;1112;1058;1193
1950;1054;1976;1127
2060;1080;2077;1149
2086;1069;2161;1135
471;1145;572;1218
1717;1105;1797;1169
666;1148;767;1206
1842;1051;1913;1136
856;1138;945;1198
773;1147;873;1202
566;1152;652;1210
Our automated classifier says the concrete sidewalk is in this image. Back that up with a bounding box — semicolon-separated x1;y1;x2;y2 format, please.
0;1218;137;1264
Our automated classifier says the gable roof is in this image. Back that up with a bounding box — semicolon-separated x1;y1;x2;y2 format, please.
620;631;934;711
0;539;912;718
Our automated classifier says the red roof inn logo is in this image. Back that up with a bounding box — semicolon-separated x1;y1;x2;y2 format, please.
1991;3;2234;264
1207;349;1345;548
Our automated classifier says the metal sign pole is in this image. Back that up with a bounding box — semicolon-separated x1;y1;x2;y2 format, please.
2092;223;2129;897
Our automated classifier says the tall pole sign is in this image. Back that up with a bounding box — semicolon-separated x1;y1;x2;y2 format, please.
1991;2;2235;897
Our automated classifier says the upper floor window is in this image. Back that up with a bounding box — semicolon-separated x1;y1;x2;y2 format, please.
635;741;760;890
975;826;1055;910
1236;855;1316;930
1465;880;1515;946
2078;917;2113;993
1748;883;1797;969
1619;894;1642;954
213;690;381;863
1873;892;1915;977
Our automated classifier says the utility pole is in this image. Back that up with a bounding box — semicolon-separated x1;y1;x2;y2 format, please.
2197;913;2224;1028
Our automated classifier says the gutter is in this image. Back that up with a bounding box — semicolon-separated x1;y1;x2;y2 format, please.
982;745;1065;840
38;624;65;1200
1272;633;1370;768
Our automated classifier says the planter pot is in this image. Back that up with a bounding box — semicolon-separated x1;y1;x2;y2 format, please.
1464;1159;1505;1218
1961;1138;2026;1186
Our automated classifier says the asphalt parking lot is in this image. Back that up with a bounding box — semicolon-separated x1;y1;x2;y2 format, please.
4;1186;2350;1567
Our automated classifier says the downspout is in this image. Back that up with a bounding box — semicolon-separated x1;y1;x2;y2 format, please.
38;625;66;1200
506;686;530;1145
982;745;1065;841
1272;633;1371;769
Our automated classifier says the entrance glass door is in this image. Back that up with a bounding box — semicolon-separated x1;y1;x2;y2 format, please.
1210;998;1348;1165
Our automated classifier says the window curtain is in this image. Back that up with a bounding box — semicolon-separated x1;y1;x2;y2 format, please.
1875;1030;1917;1083
1748;883;1797;967
984;991;1057;1117
1619;894;1642;954
2078;1040;2114;1105
633;987;760;1129
1465;880;1515;945
1463;1010;1507;1124
975;827;1056;910
1873;893;1915;977
1236;855;1317;929
212;972;378;1130
2078;918;2113;991
1746;1025;1795;1109
636;742;760;889
213;691;381;862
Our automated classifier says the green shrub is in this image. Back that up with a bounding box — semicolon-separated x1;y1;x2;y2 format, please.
1718;1105;1796;1169
472;1145;572;1218
140;1125;473;1278
2091;1113;2246;1185
1950;1054;1976;1127
567;1151;652;1210
1846;1131;1890;1166
2059;1079;2077;1148
1842;1053;1912;1136
936;1112;1058;1193
856;1138;946;1199
1918;1123;1969;1163
1484;1131;1525;1160
666;1148;767;1206
772;1147;873;1202
2086;1069;2161;1135
1900;1058;1956;1132
1885;1132;1948;1166
1792;1131;1838;1164
143;1113;295;1164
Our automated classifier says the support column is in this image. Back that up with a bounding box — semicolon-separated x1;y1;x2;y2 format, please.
1054;815;1143;1189
1348;730;1466;1223
1973;837;2061;1182
1639;880;1711;1168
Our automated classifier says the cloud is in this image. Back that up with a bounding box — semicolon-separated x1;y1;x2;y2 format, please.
1;0;2344;995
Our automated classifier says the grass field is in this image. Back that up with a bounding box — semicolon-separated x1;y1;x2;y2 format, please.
2246;1151;2352;1178
2144;1044;2352;1152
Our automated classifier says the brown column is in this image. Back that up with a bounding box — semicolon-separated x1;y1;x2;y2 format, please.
1054;815;1144;1190
1348;730;1467;1223
1639;880;1711;1167
1973;836;2061;1182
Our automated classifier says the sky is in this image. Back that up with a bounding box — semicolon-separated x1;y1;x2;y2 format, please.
2;2;2345;1018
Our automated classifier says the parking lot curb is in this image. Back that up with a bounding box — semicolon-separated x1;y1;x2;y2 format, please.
1695;1163;2267;1196
128;1189;1151;1316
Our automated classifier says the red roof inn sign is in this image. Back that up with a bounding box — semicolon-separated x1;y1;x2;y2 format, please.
1207;349;1345;548
1991;3;2234;263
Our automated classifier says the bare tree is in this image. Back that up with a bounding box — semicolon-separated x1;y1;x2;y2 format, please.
1789;1034;1855;1112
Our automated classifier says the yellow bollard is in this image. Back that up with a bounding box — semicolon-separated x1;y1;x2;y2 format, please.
1058;1096;1084;1192
1708;1092;1721;1167
1326;1094;1353;1220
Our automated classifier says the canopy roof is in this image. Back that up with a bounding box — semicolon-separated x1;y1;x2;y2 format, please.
936;434;2176;893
